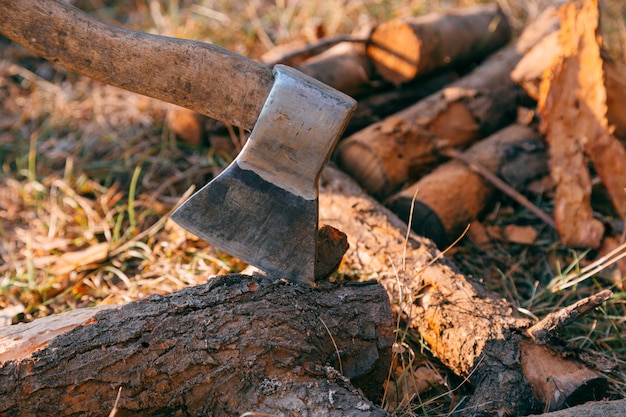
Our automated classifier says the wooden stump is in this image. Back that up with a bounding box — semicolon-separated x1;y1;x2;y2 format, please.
0;274;394;416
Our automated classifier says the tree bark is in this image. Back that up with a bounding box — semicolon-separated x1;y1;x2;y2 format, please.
336;6;559;200
0;274;394;416
386;123;548;247
367;4;511;84
319;166;608;416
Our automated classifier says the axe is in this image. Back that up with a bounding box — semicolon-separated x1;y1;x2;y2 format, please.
0;0;357;285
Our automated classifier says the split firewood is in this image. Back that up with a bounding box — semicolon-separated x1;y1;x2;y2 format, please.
512;31;626;140
537;0;626;248
336;6;559;200
385;124;548;247
367;4;511;84
0;275;394;416
319;165;609;416
296;39;375;98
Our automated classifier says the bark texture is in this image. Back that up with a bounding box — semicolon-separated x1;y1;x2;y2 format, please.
0;274;394;416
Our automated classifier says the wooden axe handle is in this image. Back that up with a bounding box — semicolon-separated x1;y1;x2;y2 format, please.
0;0;273;131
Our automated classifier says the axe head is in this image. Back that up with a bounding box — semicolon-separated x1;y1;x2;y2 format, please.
171;65;356;284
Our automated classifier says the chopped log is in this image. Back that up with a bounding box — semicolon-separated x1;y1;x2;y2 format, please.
367;4;511;84
520;340;609;411
319;165;608;416
344;69;459;136
511;31;626;140
336;7;559;200
386;124;548;247
538;0;626;248
260;34;367;68
0;275;394;416
296;40;375;98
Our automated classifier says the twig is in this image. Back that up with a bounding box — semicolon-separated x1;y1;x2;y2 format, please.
107;386;123;417
527;289;613;344
439;147;557;230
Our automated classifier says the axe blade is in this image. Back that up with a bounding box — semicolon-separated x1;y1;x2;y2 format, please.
171;65;356;284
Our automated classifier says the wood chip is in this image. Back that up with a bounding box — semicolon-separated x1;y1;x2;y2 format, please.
504;224;538;245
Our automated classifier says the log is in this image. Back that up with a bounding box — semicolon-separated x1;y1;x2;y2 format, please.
318;165;608;416
386;124;548;247
297;40;375;99
336;6;559;200
511;30;626;140
344;69;459;136
0;274;394;416
260;34;366;68
367;4;511;84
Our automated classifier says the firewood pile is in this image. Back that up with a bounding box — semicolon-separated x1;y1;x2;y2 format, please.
167;1;626;414
2;0;625;416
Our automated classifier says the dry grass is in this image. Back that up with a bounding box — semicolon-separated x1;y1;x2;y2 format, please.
1;0;626;415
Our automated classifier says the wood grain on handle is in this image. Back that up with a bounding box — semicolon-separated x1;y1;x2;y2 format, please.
0;0;274;130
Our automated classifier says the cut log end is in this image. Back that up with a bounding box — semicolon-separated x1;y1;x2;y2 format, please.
368;20;422;84
520;340;608;411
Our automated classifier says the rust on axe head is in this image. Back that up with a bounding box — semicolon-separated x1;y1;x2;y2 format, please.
171;65;356;285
